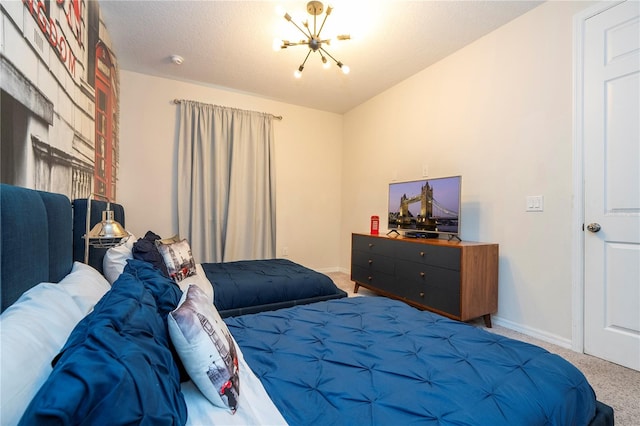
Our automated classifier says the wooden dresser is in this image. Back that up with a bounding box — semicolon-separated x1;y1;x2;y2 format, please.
351;233;499;327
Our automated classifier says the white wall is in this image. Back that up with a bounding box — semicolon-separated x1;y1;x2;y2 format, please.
341;1;594;344
117;71;343;271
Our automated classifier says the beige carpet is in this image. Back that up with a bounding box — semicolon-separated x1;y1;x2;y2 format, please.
327;272;640;426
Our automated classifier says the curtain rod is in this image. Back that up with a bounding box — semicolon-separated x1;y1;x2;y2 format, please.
172;99;283;121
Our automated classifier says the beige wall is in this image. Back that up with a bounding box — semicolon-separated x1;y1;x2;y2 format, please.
341;1;594;344
117;71;343;272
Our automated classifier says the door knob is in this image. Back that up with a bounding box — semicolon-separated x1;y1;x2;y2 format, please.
586;223;601;233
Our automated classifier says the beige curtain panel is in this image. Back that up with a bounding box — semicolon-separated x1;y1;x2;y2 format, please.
176;101;276;263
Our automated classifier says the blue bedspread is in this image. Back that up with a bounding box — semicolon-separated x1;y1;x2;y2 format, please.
202;259;346;316
19;260;187;425
226;297;597;426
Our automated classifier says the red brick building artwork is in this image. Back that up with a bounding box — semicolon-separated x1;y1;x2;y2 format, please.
1;0;120;201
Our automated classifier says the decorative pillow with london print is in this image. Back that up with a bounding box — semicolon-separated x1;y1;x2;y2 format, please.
168;284;240;413
157;239;196;282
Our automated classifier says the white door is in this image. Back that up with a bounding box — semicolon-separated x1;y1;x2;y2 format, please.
583;0;640;371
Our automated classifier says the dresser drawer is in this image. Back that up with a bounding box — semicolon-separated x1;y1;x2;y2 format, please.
352;234;398;254
394;240;460;270
351;265;396;293
414;277;461;317
352;250;395;275
392;268;459;314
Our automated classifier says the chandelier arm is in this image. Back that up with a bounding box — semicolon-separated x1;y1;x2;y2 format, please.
289;19;312;39
317;11;330;38
285;40;310;47
300;49;313;68
303;21;313;39
319;47;341;65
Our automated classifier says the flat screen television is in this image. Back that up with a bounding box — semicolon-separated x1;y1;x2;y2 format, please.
388;175;462;239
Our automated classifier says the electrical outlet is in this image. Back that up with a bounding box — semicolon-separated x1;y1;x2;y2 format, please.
526;195;544;212
422;164;429;177
282;246;289;257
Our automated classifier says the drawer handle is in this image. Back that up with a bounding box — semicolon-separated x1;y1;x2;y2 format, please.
367;276;372;281
368;243;374;248
368;259;373;265
419;292;425;297
419;272;425;277
420;251;425;257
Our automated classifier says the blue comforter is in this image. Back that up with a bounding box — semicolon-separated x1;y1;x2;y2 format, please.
202;259;346;316
19;260;187;425
226;297;597;426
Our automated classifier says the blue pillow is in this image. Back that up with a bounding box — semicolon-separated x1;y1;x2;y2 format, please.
19;260;187;425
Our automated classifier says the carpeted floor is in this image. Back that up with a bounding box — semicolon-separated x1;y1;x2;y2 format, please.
327;271;640;426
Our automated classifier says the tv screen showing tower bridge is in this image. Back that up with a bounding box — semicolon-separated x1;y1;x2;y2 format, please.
388;175;461;235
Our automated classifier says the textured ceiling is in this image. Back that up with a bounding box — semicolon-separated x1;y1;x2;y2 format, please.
98;0;543;114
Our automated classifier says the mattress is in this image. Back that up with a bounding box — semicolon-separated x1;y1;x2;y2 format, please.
225;297;598;426
201;259;347;317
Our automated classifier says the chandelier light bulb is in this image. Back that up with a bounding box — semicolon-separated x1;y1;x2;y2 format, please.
272;38;283;51
337;61;350;75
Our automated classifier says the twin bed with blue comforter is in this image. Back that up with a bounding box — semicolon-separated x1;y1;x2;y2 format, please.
203;258;347;318
0;184;614;425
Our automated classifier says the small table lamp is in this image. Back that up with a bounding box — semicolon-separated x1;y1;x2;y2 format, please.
84;193;130;263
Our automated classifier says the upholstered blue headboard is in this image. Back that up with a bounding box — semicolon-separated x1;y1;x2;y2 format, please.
0;184;126;312
0;184;73;312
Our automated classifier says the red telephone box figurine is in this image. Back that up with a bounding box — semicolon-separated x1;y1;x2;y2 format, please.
370;215;379;235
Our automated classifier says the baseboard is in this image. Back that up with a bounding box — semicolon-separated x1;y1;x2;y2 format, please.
492;315;573;350
316;266;350;274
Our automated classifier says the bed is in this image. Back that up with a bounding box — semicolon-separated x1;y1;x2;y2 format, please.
0;184;615;426
200;258;347;317
73;222;347;318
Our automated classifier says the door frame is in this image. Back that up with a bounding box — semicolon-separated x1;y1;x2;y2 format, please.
571;0;626;354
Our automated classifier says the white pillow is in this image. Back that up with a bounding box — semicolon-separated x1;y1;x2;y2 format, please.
168;285;240;413
59;262;111;314
178;264;214;303
103;234;135;285
0;283;85;426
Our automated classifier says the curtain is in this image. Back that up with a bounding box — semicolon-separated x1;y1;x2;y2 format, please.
176;101;276;263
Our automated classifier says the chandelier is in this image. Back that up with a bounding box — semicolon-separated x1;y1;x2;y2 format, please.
275;1;350;78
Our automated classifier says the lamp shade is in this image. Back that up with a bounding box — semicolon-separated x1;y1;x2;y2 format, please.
82;195;130;263
87;210;128;241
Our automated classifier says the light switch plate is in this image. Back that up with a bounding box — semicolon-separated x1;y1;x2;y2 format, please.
526;195;544;212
